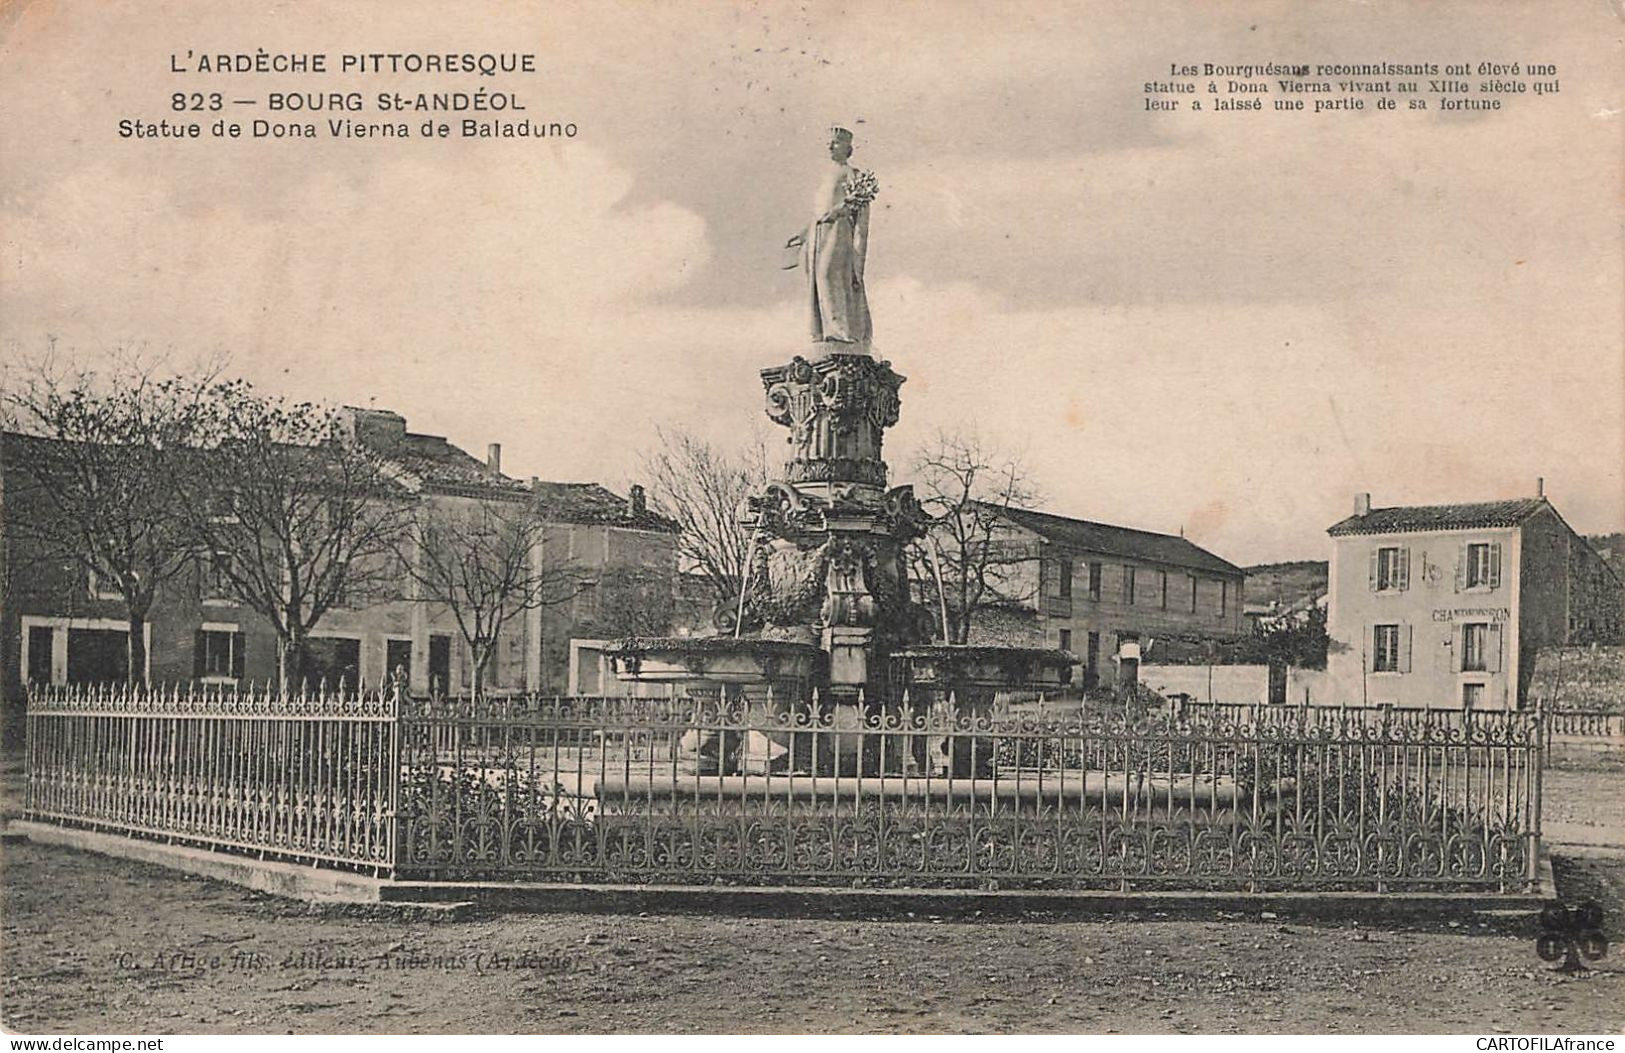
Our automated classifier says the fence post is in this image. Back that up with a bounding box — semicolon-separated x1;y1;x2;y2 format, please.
1529;697;1545;892
387;677;402;879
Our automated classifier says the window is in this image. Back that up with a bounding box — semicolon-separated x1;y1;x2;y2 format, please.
67;628;129;683
1087;562;1102;601
1372;545;1410;592
1373;624;1401;673
193;628;244;680
1056;560;1073;600
1159;570;1168;610
305;636;361;690
1218;581;1228;617
1121;566;1136;605
1189;576;1199;614
1462;683;1485;709
575;580;601;621
204;551;234;603
331;559;351;609
205;490;241;524
1461;622;1488;672
87;567;123;601
1058;628;1072;652
1464;542;1500;589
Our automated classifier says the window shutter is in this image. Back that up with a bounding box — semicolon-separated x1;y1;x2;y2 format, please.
1397;548;1411;591
193;630;207;678
1398;624;1413;673
1489;543;1503;589
231;632;246;679
1486;623;1502;672
1369;628;1380;672
1369;548;1380;591
1454;545;1468;592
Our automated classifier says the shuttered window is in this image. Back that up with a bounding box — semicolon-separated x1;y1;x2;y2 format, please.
1461;542;1502;590
1372;624;1410;673
1460;622;1503;672
1461;623;1488;671
1370;546;1410;592
193;629;245;680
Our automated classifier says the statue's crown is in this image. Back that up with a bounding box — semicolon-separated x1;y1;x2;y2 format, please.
828;125;854;140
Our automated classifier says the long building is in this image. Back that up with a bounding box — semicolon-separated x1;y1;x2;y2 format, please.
1;407;678;734
941;504;1247;689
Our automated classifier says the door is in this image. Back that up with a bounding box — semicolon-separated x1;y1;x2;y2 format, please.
385;639;413;685
1268;660;1288;705
428;634;452;697
1084;631;1101;690
27;626;54;685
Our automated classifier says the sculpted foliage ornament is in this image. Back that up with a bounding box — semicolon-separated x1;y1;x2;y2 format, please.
761;354;906;480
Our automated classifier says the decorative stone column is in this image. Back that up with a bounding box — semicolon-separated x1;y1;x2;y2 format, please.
742;352;929;712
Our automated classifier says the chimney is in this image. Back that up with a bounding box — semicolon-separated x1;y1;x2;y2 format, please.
486;443;501;476
628;483;647;518
1354;492;1371;516
1536;476;1545;498
338;407;407;449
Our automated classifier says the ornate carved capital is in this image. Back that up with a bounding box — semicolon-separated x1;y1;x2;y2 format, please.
761;354;906;484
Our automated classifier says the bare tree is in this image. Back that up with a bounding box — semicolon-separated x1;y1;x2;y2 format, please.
579;563;677;640
639;426;768;620
184;382;411;689
400;497;588;697
2;357;212;683
906;428;1042;645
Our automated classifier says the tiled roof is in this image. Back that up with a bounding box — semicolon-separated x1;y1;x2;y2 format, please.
529;481;679;533
1327;498;1549;537
4;428;677;532
390;435;678;532
388;433;529;497
993;504;1244;577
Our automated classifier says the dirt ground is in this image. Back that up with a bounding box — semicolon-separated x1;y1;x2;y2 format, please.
2;753;1623;1035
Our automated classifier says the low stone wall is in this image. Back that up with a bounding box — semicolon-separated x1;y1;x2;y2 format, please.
1140;664;1328;705
1528;646;1625;712
1141;664;1268;703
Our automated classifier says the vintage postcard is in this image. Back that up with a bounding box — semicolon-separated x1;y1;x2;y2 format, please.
1;0;1621;1043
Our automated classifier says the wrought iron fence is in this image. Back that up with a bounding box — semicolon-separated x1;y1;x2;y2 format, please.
1178;698;1621;743
393;691;1544;892
24;683;1547;893
24;682;398;872
1545;710;1625;740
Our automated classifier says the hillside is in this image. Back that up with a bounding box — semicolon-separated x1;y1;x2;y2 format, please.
1244;560;1328;610
1587;532;1625;570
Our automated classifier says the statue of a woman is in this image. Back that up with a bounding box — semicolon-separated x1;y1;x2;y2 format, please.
785;126;876;350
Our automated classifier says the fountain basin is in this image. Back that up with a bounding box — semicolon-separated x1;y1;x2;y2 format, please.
892;644;1077;692
605;636;821;686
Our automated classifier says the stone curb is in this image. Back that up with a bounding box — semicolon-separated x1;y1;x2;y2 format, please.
6;819;1556;922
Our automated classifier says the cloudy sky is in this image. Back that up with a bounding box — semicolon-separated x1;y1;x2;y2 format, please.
3;0;1621;564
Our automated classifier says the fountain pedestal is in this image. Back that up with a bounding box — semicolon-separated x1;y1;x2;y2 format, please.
744;351;928;703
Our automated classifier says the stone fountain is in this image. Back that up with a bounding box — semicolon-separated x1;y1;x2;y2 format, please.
607;126;1073;774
